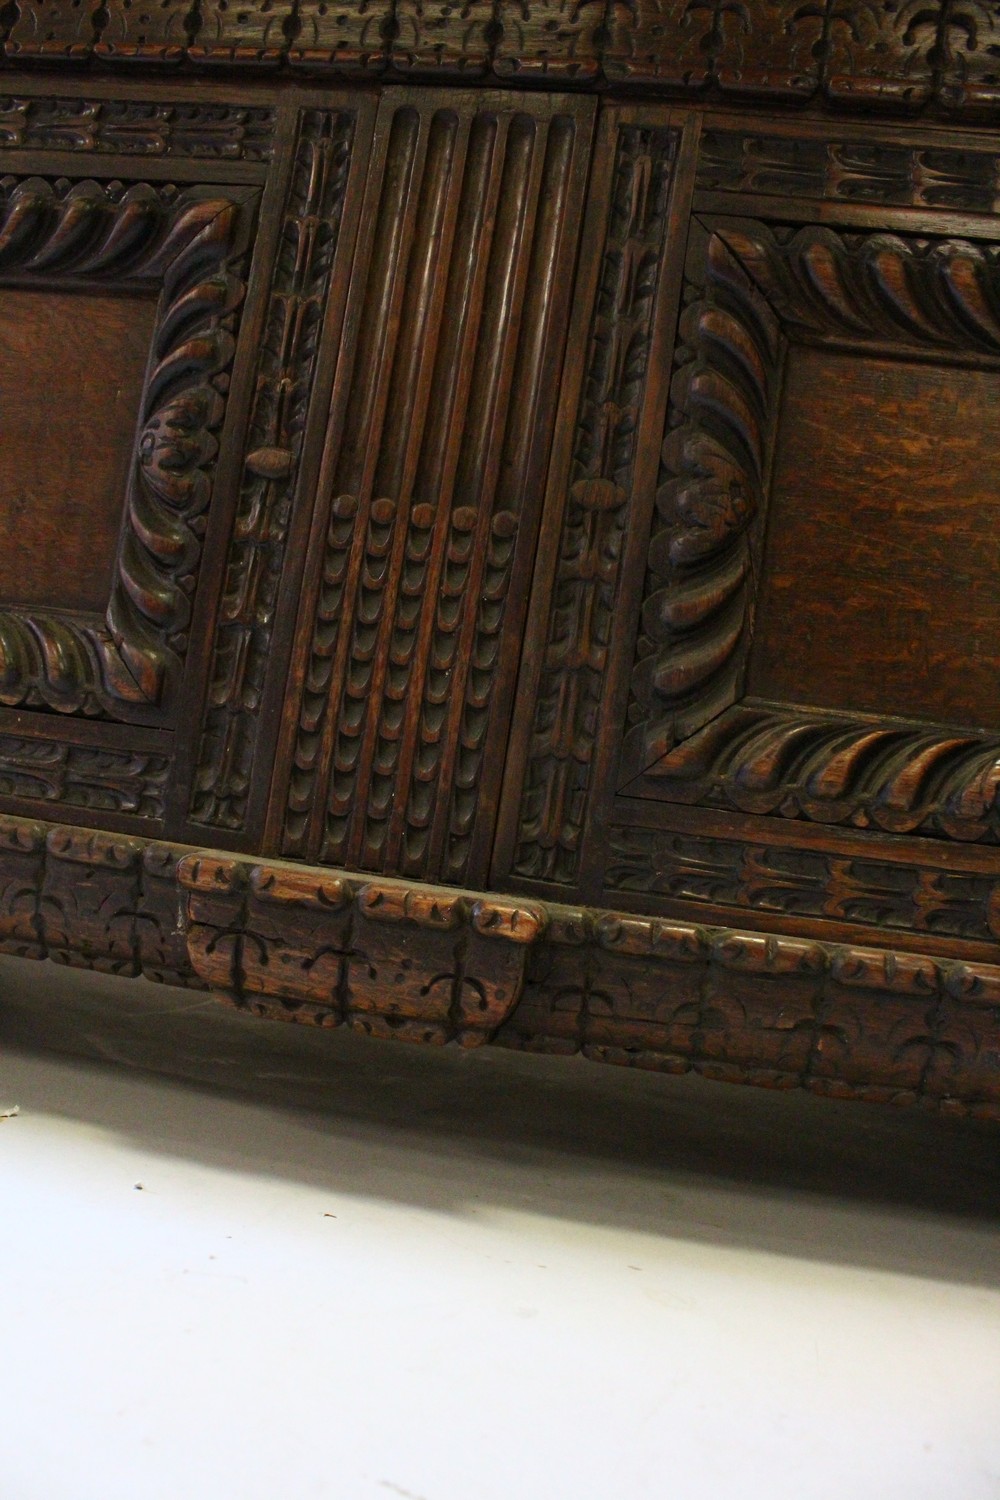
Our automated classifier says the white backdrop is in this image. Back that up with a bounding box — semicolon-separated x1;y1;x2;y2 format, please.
1;957;998;1500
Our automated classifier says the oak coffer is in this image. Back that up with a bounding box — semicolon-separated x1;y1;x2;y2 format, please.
1;0;1000;1119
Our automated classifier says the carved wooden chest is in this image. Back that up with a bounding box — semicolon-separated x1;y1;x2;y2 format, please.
2;0;1000;1119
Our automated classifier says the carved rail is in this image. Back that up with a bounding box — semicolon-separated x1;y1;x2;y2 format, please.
1;0;998;122
0;812;997;1120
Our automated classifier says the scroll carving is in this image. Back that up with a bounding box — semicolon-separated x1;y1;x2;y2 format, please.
628;222;783;771
636;707;1000;843
0;174;254;717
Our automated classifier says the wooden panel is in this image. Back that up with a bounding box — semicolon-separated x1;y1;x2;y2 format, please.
624;215;1000;833
495;106;690;892
0;287;154;614
185;101;374;839
273;91;594;885
0;175;257;720
750;347;1000;731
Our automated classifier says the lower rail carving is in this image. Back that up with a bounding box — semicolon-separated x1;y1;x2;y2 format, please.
0;814;996;1119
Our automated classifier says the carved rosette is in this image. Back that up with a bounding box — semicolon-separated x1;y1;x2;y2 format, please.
0;173;255;718
627;218;1000;844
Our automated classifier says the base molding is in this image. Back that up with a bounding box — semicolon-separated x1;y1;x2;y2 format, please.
0;813;997;1120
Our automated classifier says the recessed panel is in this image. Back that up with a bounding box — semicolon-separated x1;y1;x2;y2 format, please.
0;288;156;614
749;347;1000;732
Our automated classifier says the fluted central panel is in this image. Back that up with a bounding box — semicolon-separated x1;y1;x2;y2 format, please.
275;92;594;884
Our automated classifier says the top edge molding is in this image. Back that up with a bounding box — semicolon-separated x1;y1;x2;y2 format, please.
1;1;998;124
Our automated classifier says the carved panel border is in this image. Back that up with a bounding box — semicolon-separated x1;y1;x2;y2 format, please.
0;94;276;159
624;216;1000;845
0;172;256;718
696;127;1000;214
605;819;1000;944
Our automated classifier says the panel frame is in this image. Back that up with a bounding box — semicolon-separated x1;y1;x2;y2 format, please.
0;169;258;721
621;210;1000;849
263;85;598;887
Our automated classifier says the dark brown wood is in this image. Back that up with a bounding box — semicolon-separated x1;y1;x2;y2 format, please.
0;287;155;613
1;808;998;1121
0;33;999;1123
267;88;595;887
750;348;1000;730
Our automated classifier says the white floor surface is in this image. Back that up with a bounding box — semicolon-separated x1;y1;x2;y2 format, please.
0;955;998;1500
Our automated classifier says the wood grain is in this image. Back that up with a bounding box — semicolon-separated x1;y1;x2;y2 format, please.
0;287;154;614
750;347;1000;731
0;61;998;1120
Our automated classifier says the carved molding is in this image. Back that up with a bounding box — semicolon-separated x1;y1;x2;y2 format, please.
606;822;1000;943
180;853;545;1046
280;99;591;885
627;217;1000;845
627;221;783;771
713;220;1000;356
191;107;358;829
0;95;276;159
499;903;1000;1118
0;173;255;718
0;734;169;818
0;809;997;1116
511;122;678;885
632;706;1000;843
0;817;195;980
2;1;1000;120
697;129;1000;214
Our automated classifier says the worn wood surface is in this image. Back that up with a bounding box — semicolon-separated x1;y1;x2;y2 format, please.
0;45;998;1117
750;349;1000;731
0;287;154;614
3;1;1000;122
0;810;997;1119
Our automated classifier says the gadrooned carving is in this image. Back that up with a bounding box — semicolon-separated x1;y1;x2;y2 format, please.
627;217;1000;843
0;173;256;718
